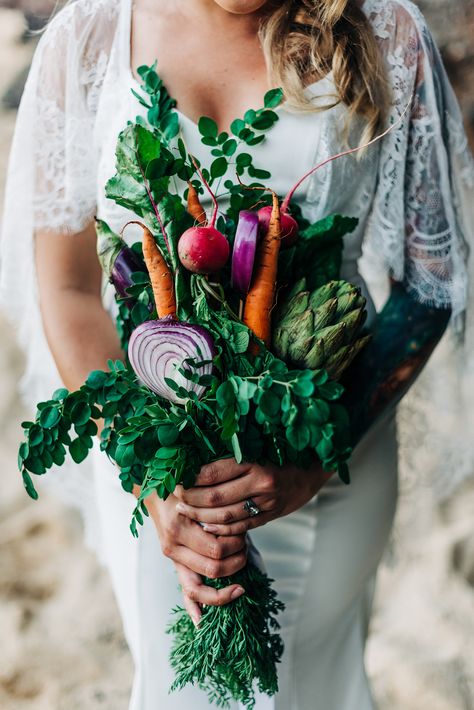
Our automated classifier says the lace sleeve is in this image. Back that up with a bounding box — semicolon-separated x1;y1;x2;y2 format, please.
365;0;474;325
0;0;119;558
0;0;118;400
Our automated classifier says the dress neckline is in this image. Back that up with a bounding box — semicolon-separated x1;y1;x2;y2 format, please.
121;0;335;132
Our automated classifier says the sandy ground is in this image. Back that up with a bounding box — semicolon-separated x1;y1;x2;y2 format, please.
0;6;473;710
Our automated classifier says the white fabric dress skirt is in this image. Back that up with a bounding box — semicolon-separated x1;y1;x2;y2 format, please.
92;413;398;710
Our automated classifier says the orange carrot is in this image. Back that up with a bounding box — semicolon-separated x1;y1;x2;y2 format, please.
124;220;176;319
187;181;207;225
243;192;281;348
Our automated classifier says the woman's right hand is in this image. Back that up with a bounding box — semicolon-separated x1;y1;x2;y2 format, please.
134;487;247;625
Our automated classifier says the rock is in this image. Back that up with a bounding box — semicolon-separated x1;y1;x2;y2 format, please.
452;535;474;587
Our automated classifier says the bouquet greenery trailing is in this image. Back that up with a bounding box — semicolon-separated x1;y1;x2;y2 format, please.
17;63;373;708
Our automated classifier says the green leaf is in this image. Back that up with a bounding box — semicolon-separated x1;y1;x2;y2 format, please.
210;157;228;179
70;437;90;464
231;433;242;463
24;455;46;475
230;118;246;137
222;138;238;156
235;152;252;167
216;381;236;407
264;87;284;109
251;111;278;131
39;406;61;429
22;470;39;500
158;424;179;446
29;425;44;447
292;377;315;398
198;116;218;138
70;402;92;426
286;423;310;451
200;136;218;147
115;443;136;468
86;370;108;390
248;165;271;180
316;436;334;460
259;391;281;418
52;388;68;401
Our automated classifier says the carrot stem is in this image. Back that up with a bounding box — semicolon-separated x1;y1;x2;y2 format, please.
186;181;207;225
281;99;412;213
189;154;219;228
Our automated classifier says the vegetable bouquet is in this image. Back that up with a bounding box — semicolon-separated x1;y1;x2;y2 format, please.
18;65;374;708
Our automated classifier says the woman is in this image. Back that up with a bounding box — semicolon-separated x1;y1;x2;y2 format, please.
1;0;472;708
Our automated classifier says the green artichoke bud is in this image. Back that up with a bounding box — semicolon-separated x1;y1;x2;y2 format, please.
339;308;367;343
316;322;347;353
313;297;338;330
335;290;366;319
272;277;371;379
308;281;340;310
278;291;310;325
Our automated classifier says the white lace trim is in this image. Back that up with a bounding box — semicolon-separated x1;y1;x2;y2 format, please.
364;0;474;321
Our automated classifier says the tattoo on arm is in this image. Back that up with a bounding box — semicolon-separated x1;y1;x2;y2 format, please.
343;282;451;447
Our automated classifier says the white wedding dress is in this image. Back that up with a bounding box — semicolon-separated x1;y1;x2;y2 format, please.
1;1;473;709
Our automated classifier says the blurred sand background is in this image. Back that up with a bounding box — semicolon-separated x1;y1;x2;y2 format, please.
0;2;473;708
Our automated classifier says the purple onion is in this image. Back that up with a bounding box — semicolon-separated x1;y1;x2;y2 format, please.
128;318;215;404
95;218;146;303
231;210;259;296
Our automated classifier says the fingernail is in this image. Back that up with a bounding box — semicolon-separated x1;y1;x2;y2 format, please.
192;614;201;628
176;503;186;513
231;586;245;600
202;524;219;533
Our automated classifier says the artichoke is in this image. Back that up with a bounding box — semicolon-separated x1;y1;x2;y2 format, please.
273;277;371;380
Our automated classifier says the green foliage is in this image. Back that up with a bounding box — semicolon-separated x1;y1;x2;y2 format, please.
168;562;284;709
278;214;359;290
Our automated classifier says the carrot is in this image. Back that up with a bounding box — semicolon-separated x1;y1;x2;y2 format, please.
243;191;281;349
124;220;176;319
187;181;207;226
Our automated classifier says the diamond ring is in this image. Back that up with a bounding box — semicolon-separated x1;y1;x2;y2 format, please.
243;498;262;517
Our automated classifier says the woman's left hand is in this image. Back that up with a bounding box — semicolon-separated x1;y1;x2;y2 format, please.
174;458;333;536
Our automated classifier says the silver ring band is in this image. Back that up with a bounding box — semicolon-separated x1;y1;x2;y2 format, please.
243;498;261;517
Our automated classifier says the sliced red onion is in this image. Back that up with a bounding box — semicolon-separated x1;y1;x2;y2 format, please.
231;210;259;296
128;318;215;404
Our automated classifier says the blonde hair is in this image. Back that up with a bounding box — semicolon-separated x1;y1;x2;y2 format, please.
259;0;390;145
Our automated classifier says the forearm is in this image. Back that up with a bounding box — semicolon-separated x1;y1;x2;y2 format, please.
39;288;124;391
343;281;450;446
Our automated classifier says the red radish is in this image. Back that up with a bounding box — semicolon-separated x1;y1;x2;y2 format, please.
178;225;230;274
178;155;230;275
257;206;298;248
260;101;412;248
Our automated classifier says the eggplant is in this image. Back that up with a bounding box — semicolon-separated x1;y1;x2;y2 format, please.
95;218;147;304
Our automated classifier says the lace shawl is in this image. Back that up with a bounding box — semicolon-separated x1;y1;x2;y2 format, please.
0;0;473;556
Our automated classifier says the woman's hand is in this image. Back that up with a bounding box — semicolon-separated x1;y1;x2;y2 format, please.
174;458;333;536
133;486;247;624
